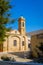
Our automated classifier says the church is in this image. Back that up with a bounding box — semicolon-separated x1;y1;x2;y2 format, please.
0;16;30;52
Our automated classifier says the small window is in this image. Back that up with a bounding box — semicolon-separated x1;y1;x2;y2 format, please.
15;31;17;33
23;22;24;27
22;41;24;46
22;22;24;27
14;40;17;46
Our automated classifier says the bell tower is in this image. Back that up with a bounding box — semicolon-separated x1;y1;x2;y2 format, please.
18;16;25;35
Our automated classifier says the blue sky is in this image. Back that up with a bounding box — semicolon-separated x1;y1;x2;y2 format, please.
9;0;43;32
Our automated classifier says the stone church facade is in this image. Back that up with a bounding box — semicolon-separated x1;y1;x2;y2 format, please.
0;16;30;52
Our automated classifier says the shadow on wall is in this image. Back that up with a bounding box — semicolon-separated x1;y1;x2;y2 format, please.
8;51;31;58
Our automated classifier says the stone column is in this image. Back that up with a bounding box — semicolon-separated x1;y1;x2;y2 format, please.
19;36;21;51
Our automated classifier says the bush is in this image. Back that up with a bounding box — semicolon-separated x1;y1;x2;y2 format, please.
36;58;43;63
1;56;11;61
1;56;16;61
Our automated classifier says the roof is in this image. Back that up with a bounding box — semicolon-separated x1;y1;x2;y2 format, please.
6;30;20;35
18;16;25;21
27;29;43;36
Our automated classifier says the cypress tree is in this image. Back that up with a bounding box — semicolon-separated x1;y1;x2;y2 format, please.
0;0;14;43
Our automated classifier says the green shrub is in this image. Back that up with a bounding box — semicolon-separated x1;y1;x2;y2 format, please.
1;56;11;61
1;56;16;61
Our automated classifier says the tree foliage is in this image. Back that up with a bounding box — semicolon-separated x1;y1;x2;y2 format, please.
38;42;43;57
34;42;43;58
0;0;14;43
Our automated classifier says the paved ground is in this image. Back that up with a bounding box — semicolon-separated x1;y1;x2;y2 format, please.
0;52;33;62
0;53;43;65
0;61;43;65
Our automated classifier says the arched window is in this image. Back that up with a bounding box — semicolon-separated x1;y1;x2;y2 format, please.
22;41;24;46
23;22;24;27
21;22;24;27
14;40;17;46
